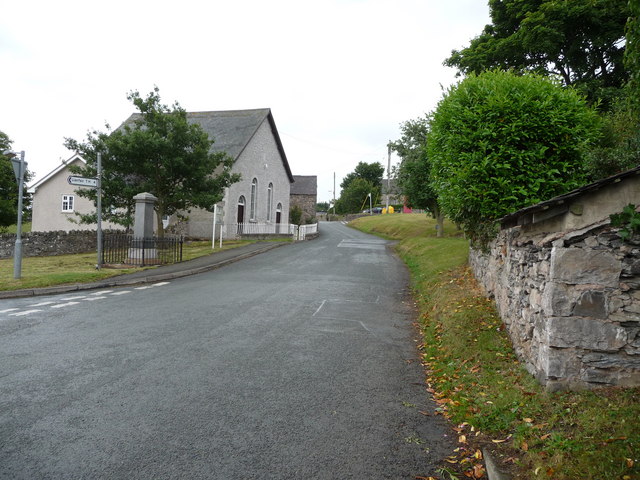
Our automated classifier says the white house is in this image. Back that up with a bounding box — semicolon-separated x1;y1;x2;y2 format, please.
29;154;122;232
30;108;294;237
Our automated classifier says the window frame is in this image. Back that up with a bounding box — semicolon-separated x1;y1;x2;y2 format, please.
61;194;74;213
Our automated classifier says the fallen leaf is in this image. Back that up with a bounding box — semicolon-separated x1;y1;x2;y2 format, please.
546;467;555;476
473;464;486;478
474;450;483;460
459;435;467;444
492;438;507;443
534;467;542;475
626;458;634;468
540;434;551;441
445;458;458;464
521;441;529;451
523;417;533;423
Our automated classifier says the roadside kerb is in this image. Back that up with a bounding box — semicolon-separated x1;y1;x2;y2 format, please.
0;242;286;300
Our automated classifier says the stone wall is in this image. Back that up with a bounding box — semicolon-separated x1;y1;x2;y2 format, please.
290;194;316;223
470;222;640;390
0;230;97;259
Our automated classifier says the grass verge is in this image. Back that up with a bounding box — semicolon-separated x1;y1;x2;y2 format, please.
351;214;640;480
0;239;257;291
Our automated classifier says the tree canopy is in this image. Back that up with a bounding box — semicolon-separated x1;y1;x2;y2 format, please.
0;131;32;231
334;177;376;214
65;88;240;235
390;118;445;236
428;70;600;246
340;161;384;192
445;0;629;107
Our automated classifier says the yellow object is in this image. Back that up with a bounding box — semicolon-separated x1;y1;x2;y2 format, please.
388;206;394;214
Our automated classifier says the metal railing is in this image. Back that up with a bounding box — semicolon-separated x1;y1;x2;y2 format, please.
102;233;183;266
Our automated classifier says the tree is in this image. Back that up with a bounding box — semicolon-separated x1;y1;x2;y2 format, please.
445;0;629;108
340;161;385;192
334;178;376;214
428;70;600;247
390;117;445;236
65;87;240;236
315;201;330;212
0;131;32;231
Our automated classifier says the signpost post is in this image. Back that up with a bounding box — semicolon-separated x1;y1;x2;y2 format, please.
67;171;102;268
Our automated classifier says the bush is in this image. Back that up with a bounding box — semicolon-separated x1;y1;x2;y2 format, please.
428;70;601;246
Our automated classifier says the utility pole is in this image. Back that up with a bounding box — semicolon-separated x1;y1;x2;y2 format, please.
333;172;336;216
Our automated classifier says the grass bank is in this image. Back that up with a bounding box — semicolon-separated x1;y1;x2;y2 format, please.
351;214;639;480
0;239;256;291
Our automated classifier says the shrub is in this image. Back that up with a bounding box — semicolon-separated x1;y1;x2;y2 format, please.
428;70;601;246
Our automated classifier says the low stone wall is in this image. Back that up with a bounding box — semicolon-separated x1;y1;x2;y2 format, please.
0;231;97;259
470;222;640;390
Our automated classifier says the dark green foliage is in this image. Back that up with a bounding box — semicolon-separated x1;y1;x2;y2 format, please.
610;204;640;241
445;0;629;109
65;87;240;235
340;161;384;191
315;201;330;212
335;178;375;214
428;70;601;246
0;131;32;231
289;205;303;225
626;0;640;114
390;117;445;236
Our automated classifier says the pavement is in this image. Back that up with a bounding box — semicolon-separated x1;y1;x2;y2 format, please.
0;241;287;300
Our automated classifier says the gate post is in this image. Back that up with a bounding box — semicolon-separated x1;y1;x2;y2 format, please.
130;192;158;265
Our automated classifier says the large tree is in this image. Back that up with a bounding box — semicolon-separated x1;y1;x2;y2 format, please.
0;131;32;231
65;88;240;236
340;161;385;192
334;177;376;214
445;0;629;108
390;117;444;236
428;70;600;247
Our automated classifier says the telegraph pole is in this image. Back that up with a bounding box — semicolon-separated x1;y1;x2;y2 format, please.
386;142;391;212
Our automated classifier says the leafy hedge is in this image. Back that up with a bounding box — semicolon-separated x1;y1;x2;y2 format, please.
428;70;601;246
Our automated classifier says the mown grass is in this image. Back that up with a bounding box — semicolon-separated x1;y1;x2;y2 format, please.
351;214;640;480
0;239;257;291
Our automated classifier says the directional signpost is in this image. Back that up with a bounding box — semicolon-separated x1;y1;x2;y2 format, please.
68;176;98;187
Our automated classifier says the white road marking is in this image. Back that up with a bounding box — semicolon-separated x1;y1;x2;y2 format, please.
91;290;113;295
313;300;326;317
153;282;170;286
110;291;131;296
0;308;19;314
9;309;42;316
59;296;87;301
135;286;153;290
84;296;107;301
51;302;80;309
29;301;56;307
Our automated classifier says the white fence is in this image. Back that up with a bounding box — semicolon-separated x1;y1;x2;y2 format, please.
214;223;318;242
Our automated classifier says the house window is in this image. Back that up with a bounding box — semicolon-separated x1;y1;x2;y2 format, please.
250;178;258;221
267;183;273;222
61;194;74;212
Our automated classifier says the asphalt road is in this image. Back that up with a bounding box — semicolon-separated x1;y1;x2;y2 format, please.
0;221;455;479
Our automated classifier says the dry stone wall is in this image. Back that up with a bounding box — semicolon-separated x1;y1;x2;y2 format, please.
0;231;97;259
470;223;640;390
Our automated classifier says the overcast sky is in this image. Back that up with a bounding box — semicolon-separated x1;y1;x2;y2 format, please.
1;0;490;204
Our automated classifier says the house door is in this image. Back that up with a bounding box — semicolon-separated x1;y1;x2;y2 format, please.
275;203;282;233
237;196;245;235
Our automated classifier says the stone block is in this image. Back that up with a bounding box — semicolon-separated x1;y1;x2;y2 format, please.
572;290;608;319
550;247;621;287
547;317;628;351
542;282;576;317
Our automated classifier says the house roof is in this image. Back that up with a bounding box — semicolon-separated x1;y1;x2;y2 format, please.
123;108;294;183
291;175;317;196
29;153;86;192
500;164;640;229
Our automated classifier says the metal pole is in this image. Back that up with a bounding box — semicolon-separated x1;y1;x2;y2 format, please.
369;192;372;215
96;152;103;269
13;151;25;279
386;143;391;212
333;172;336;216
212;204;218;249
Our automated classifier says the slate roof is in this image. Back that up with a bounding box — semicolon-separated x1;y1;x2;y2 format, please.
123;108;294;182
291;175;317;196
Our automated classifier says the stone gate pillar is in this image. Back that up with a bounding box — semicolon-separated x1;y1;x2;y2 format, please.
129;192;158;264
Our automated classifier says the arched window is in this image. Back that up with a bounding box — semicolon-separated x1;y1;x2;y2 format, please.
250;178;258;221
267;183;273;222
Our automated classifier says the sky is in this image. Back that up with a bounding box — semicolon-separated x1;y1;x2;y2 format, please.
1;0;490;204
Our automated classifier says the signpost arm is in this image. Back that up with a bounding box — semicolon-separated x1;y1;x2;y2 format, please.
96;153;103;269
